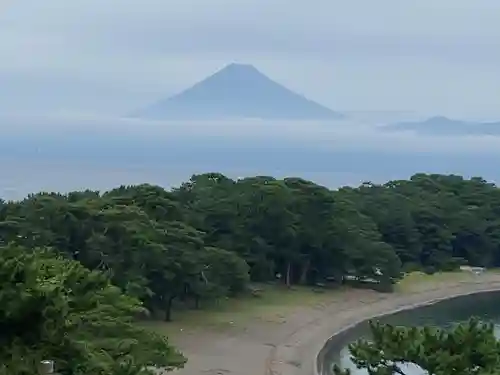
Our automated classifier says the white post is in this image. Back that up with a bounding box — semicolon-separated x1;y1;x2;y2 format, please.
39;360;55;374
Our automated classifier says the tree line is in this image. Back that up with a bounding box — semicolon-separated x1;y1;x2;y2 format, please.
2;172;500;373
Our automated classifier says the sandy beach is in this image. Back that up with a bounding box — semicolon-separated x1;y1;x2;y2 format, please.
166;274;500;375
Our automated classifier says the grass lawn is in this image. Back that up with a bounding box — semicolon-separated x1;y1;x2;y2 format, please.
143;270;500;337
395;269;496;293
141;284;342;337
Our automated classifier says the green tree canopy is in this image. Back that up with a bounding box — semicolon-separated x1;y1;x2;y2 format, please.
0;244;185;375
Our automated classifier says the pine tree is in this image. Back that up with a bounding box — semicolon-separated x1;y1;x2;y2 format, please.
334;318;500;375
0;244;185;375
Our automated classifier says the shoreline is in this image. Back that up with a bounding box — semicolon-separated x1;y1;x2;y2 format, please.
302;280;500;375
165;275;500;375
313;286;500;375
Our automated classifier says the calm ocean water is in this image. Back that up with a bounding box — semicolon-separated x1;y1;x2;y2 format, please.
0;159;380;200
324;291;500;375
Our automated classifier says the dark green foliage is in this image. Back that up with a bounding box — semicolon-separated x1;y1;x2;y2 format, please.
4;173;500;309
0;244;185;375
2;172;500;372
333;318;500;375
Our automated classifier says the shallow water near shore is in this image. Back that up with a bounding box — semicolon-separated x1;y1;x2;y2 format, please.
322;291;500;375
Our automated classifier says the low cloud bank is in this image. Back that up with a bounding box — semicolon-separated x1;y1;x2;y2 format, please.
2;114;500;154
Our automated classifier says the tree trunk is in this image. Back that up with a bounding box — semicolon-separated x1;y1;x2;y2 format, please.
299;258;310;285
164;296;175;322
286;261;292;288
194;294;200;309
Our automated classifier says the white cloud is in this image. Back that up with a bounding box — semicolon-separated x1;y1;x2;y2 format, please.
2;114;500;155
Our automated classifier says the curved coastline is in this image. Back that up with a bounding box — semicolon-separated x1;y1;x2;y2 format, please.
165;276;500;375
311;284;500;375
266;277;500;375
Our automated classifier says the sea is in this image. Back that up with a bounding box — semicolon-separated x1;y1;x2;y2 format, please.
2;115;500;200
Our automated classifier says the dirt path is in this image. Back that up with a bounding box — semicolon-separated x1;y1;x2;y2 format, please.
166;274;500;375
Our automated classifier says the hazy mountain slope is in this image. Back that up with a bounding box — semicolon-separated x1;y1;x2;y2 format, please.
130;63;342;120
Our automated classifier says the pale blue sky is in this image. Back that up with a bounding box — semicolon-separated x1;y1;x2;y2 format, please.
2;0;500;118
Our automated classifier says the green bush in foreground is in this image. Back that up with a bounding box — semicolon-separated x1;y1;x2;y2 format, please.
0;244;185;375
334;318;500;375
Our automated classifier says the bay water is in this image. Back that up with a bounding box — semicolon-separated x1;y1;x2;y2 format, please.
322;291;500;375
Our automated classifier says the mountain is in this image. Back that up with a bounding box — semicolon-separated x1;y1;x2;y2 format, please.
129;63;342;120
384;116;500;136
